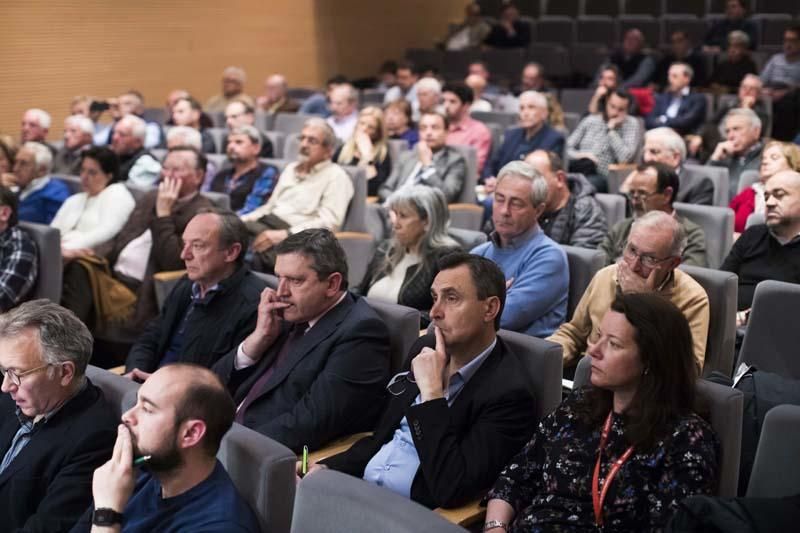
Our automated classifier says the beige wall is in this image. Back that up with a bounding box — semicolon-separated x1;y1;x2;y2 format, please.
1;0;464;138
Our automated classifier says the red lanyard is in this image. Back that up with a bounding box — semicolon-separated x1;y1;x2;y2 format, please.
592;412;635;527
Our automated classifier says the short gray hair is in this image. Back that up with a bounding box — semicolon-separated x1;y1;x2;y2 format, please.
65;114;94;136
196;208;250;266
303;117;337;148
166;126;202;150
645;127;687;162
0;300;93;380
723;107;762;134
25;108;52;129
416;77;442;95
22;141;53;173
496;160;548;207
119;114;147;142
630;211;687;257
518;90;548;109
728;30;751;47
229;124;262;147
670;61;694;81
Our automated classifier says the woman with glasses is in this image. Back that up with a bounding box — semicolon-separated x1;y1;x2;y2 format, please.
333;106;392;197
484;292;719;533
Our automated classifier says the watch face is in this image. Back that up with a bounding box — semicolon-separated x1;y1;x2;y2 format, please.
93;508;123;526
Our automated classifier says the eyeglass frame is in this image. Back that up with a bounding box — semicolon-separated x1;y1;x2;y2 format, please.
386;371;416;396
625;189;662;201
622;242;677;269
0;363;53;386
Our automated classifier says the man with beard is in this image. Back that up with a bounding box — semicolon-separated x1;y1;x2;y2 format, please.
70;364;260;532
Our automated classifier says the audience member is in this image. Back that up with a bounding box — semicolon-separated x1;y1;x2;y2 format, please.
588;64;621;115
61;147;213;333
730;141;800;233
0;300;117;532
316;253;536;508
242;118;354;271
526;150;607;249
384;61;420;105
374;60;398;91
165;89;190;119
213;229;390;452
53;115;94;176
472;161;569;337
484;3;531;49
333;106;393;196
567;89;642;192
359;186;459;322
514;62;547;96
204;66;255;114
551;211;709;369
443;2;490;51
606;29;656;89
722;170;800;313
601;162;707;267
110;114;162;189
384;99;419;148
0;185;37;311
2;142;70;225
256;74;301;113
326;83;360;141
413;77;443;122
102;90;164;149
443;83;491;173
71;364;260;532
467;61;502;96
51;146;136;260
761;26;800;140
166;126;220;190
124;209;264;377
487;292;718;531
0;139;14;174
709;31;759;93
709;108;764;196
212;125;280;214
645;63;707;136
20;109;54;153
223;100;275;158
378;112;466;203
172;96;216;153
704;0;758;52
465;74;493;113
298;75;347;117
654;31;708;89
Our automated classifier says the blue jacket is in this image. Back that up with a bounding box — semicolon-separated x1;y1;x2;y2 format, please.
645;91;707;135
18;178;71;225
487;124;565;178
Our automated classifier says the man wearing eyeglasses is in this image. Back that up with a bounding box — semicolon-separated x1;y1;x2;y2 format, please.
0;299;117;532
549;211;710;371
599;162;708;267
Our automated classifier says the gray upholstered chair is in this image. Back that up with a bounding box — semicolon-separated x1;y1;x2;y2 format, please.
291;469;467;533
262;130;286;159
336;232;374;287
201;191;231;210
259;158;290;174
674;202;735;269
448;204;483;231
745;212;765;229
274;113;316;135
206;127;226;153
683;164;730;207
364;298;420;373
594;193;626;229
736;169;760;195
746;404;800;498
679;265;738;378
283;133;300;161
85;365;139;417
449;144;478;204
469;110;518;129
19;222;62;304
448;227;487;250
341;165;367;232
561;245;605;320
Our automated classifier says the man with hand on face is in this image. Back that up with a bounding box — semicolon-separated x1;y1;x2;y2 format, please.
311;253;536;509
549;211;710;371
213;229;389;453
70;364;260;532
709;107;764;197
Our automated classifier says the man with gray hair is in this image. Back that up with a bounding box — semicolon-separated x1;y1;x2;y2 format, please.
413;77;443;122
53;115;94;175
550;210;710;371
1;141;70;225
645;62;707;135
709;107;764;196
326;83;359;141
471;160;569;337
20;109;54;154
256;73;301;114
110;114;162;189
205;66;255;114
0;299;117;532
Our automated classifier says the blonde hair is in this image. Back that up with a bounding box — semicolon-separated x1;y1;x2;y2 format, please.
545;93;565;130
764;140;800;173
337;106;388;164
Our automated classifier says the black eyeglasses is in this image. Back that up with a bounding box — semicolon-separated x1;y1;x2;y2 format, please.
386;371;416;396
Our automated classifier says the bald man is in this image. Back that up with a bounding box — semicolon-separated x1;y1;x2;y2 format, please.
256;74;300;114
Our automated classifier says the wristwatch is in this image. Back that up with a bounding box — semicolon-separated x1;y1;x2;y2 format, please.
483;519;508;531
92;508;124;526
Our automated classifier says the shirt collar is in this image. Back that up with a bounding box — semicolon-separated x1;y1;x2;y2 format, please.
19;176;52;200
15;379;88;428
489;224;540;249
454;337;496;384
769;228;800;246
295;159;332;179
190;281;221;305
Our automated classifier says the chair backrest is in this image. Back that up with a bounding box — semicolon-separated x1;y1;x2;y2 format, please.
594;193;627;230
561;245;605;320
336;232;374;287
341;165;367;232
18;222;62;303
736;169;760;195
259;157;290;174
150;148;167;161
273;112;316;135
365;298;420;374
497;329;563;421
206;127;226;154
85;365;140;418
674;202;734;269
387;139;410;167
206;153;227;170
683;164;730;207
469;110;518;130
291;469;467;533
739;280;800;379
449;144;478;204
283;133;300;160
559;88;594;114
262;130;286;159
448;227;487;250
447;204;483;231
745;212;765;229
679;265;738;378
201;191;231;210
56;175;83;194
746;404;800;498
218;423;298;533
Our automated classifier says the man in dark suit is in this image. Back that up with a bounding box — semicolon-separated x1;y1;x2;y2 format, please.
213;228;390;453
645;62;707;136
311;253;537;509
642;127;715;206
0;300;117;532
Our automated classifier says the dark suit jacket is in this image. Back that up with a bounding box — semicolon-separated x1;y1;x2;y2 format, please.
0;381;117;533
488;125;565;178
213;293;390;453
645;91;707;135
678;166;714;206
378;146;466;203
322;334;537;509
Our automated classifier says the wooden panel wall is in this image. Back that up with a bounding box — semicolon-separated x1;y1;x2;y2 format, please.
1;0;464;138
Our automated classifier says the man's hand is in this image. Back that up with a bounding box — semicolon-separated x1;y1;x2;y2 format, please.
412;326;448;402
710;140;736;161
62;248;94;262
155;177;182;217
252;229;289;253
0;172;18;188
417;140;433;168
242;288;290;359
740;94;757;109
686;134;703;156
616;259;660;294
122;368;151;382
92;425;136;513
594;85;608;99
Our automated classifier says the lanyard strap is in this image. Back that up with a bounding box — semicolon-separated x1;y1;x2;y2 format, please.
592;412;635;527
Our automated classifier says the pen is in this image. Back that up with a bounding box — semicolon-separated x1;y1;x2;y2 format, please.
133;455;152;467
302;445;308;476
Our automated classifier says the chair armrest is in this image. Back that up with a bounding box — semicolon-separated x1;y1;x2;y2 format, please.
366;196;378;204
434;498;486;526
304;432;372;464
448;203;483;213
108;365;126;375
153;269;187;282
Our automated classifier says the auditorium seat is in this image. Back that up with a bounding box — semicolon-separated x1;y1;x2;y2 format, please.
542;0;580;18
448;227;487;250
274;113;316;135
755;0;798;16
747;404;800;498
585;0;620;17
624;0;662;17
364;297;420;373
535;16;576;46
86;365;139;417
201;191;231;210
754;14;794;47
682;163;730;207
261;130;285;159
662;15;707;46
441;50;480;82
570;43;612;81
559;88;595;115
341;165;368;233
448;204;483;231
335;231;374;287
735;169;760;195
527;43;572;79
665;0;706;17
575;16;618;46
674;202;735;269
19;222;62;303
449;144;479;204
470;110;518;130
617;15;662;47
595;192;627;228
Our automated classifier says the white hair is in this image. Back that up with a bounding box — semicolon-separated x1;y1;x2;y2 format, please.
22;141;53;173
223;66;247;83
416;77;442;95
119;114;147;142
630;211;687;257
645;127;687;162
25;108;52;129
166;126;202;150
722;107;762;135
519;90;548;109
303;117;336;148
65;114;94;136
496;160;549;206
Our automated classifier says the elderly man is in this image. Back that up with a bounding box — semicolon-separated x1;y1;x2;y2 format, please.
53;115;94;175
601;162;707;267
165;126;220;189
20;109;53;152
326;83;359;141
550;211;710;370
314;253;535;508
515;62;547;96
2;142;70;224
103;90;164;149
242;118;353;271
171;96;216;153
0;300;117;532
213;229;390;453
605;28;656;89
378;111;466;204
204;66;255;114
526;150;607;248
61;146;213;333
111;114;162;189
224;100;274;158
640;127;715;205
709;107;764;196
0;186;37;311
413;77;443;122
71;364;259;532
567;89;642;192
472;161;569;337
645;62;707;136
257;74;300;114
384;61;420;105
722;170;800;314
211;125;280;214
443;83;491;173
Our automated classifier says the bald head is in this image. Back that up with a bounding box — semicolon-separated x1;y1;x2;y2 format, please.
765;170;800;238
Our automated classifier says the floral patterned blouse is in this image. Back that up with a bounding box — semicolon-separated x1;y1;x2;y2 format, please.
487;389;719;532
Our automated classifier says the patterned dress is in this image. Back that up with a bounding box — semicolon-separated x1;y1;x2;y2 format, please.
487;389;719;532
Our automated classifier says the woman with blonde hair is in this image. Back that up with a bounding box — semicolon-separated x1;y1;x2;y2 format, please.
334;106;392;196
